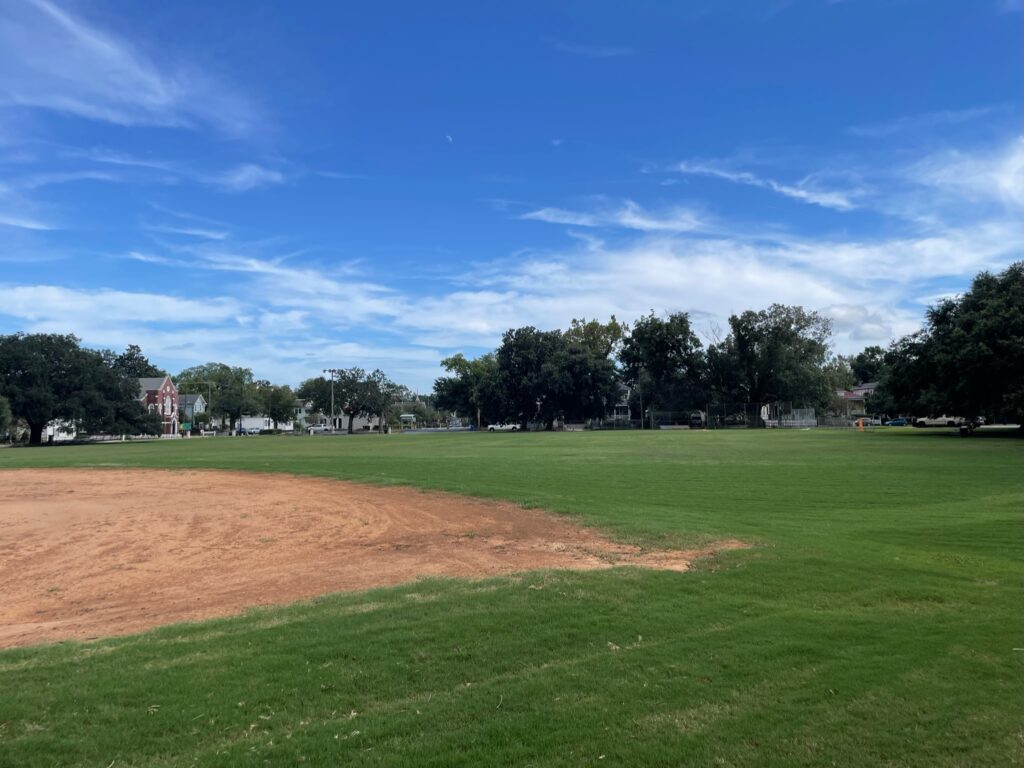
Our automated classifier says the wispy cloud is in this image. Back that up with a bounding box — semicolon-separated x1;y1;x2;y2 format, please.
548;39;633;58
674;161;861;210
905;135;1024;210
11;170;122;190
143;223;229;240
0;212;55;230
209;163;286;192
0;0;260;135
0;284;242;325
71;148;182;172
848;104;1006;138
522;200;704;232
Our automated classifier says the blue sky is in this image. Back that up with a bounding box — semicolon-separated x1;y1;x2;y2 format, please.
1;0;1021;390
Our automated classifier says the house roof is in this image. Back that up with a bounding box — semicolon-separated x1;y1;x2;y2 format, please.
180;393;205;406
137;376;170;393
850;382;878;397
835;389;866;400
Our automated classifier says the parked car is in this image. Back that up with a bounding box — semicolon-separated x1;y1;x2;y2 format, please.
913;416;965;428
487;422;519;432
884;418;909;427
307;424;330;434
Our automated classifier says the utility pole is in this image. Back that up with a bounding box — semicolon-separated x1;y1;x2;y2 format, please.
323;368;339;431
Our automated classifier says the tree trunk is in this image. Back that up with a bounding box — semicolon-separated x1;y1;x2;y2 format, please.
347;413;355;434
29;422;43;446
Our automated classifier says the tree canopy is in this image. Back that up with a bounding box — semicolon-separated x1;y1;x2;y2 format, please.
0;394;11;439
112;345;165;379
0;334;158;444
872;261;1024;425
299;368;406;432
175;363;258;431
709;304;834;409
253;381;295;429
433;353;502;427
620;311;706;413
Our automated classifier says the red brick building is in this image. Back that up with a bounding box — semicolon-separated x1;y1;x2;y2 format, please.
137;376;180;436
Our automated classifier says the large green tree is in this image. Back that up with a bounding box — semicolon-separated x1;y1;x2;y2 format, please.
564;316;626;358
0;394;12;439
175;363;258;432
336;367;371;433
361;370;408;432
872;262;1024;425
850;345;885;384
299;368;399;433
112;345;165;379
263;384;296;429
297;376;333;424
0;334;157;444
433;353;502;427
491;326;620;428
620;311;706;414
495;327;568;427
554;337;620;422
709;304;834;409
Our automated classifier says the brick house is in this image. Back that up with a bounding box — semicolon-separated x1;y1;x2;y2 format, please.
138;376;180;436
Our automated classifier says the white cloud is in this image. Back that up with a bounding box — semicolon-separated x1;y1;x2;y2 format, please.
521;207;601;227
71;148;181;172
0;212;54;230
848;105;1004;138
12;170;121;190
0;284;241;326
674;161;861;210
522;200;704;232
0;0;259;135
906;135;1024;210
143;223;228;240
209;164;285;192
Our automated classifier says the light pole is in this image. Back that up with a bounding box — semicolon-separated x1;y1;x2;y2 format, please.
323;368;339;431
199;380;215;431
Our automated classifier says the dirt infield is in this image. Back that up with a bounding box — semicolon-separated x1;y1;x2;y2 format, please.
0;469;745;648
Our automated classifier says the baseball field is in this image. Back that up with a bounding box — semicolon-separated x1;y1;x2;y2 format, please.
1;429;1021;766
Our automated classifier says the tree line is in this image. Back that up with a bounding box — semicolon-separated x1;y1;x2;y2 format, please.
867;261;1023;426
0;337;410;444
0;336;165;445
433;304;841;428
2;262;1019;442
434;261;1023;430
295;369;409;433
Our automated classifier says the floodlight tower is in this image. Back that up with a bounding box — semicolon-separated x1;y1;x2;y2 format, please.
323;368;340;431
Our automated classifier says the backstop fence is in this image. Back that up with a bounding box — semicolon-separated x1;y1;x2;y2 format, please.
589;403;873;430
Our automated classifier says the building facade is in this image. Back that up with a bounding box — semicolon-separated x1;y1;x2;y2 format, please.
137;376;179;436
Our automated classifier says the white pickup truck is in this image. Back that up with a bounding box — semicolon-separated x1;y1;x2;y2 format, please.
487;422;519;432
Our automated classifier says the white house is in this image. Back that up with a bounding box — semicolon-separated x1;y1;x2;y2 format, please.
179;393;207;423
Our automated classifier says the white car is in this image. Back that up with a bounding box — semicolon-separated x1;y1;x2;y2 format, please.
487;422;519;432
913;416;965;428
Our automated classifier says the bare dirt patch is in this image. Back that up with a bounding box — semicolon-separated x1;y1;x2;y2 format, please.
0;469;746;648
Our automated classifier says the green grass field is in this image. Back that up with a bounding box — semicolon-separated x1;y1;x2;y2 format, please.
1;430;1022;766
